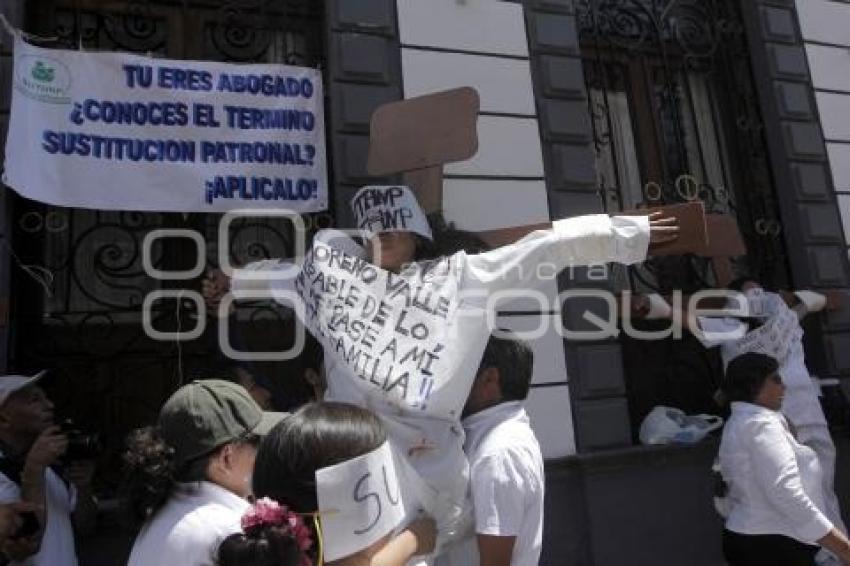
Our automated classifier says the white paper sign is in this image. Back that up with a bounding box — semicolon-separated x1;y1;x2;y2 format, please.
316;442;407;561
351;185;433;240
725;294;801;365
4;35;328;213
293;237;491;420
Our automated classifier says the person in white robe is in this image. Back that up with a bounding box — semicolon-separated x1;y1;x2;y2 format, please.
203;185;678;557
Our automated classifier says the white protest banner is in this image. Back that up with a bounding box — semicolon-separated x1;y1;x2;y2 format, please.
4;35;327;213
316;442;408;561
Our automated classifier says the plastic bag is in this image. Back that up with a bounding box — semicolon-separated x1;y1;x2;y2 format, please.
638;406;723;445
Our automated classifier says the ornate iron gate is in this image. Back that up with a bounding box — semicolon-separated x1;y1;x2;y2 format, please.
12;0;327;487
575;0;792;426
578;0;790;293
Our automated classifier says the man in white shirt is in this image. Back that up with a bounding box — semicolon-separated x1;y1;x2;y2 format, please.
440;331;544;566
0;372;97;566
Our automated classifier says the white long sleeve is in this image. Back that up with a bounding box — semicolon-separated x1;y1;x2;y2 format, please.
721;402;833;544
231;229;364;299
747;418;833;541
231;258;294;295
458;214;650;296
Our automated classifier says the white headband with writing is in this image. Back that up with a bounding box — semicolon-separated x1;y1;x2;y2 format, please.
350;185;432;241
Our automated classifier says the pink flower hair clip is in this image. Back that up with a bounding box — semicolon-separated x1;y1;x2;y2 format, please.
241;497;314;562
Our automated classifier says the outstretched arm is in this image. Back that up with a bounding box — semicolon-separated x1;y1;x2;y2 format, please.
632;293;746;348
460;213;677;296
203;229;364;311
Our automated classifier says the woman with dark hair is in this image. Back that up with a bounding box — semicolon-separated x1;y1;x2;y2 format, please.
718;353;850;565
218;402;436;566
646;276;844;547
124;380;286;566
205;184;678;555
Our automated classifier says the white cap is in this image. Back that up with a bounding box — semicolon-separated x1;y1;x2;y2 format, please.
350;185;432;241
0;371;47;407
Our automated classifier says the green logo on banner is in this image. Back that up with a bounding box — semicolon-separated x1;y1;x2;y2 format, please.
15;54;71;104
31;61;55;83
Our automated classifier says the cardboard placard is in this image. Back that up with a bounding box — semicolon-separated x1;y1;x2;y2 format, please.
703;214;746;258
620;201;708;256
402;166;443;215
367;87;480;176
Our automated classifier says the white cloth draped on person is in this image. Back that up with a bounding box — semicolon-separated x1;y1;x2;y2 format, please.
697;291;823;429
231;214;651;556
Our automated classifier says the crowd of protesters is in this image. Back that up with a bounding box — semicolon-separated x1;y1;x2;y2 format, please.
1;183;849;566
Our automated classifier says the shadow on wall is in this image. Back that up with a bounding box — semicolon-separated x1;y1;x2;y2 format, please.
540;441;725;566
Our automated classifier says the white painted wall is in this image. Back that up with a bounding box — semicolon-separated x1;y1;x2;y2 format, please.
397;0;575;457
799;0;850;254
401;49;536;115
397;0;529;56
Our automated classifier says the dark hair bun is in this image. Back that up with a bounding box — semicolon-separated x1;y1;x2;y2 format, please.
122;427;177;523
218;526;305;566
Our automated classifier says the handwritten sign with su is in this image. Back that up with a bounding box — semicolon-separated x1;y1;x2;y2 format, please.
316;442;407;561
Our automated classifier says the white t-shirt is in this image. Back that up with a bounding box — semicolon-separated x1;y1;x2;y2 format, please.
439;402;545;566
0;455;78;566
720;402;832;543
127;481;249;566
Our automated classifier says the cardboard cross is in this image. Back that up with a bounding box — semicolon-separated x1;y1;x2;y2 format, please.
366;88;843;309
368;88;712;259
367;86;479;213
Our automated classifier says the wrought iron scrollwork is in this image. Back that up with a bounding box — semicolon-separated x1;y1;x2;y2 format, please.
14;0;327;465
578;0;790;293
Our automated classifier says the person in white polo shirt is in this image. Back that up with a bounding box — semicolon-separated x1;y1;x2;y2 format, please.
125;379;287;566
440;331;544;566
0;371;97;566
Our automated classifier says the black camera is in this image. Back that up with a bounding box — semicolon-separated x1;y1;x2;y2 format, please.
60;420;102;461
